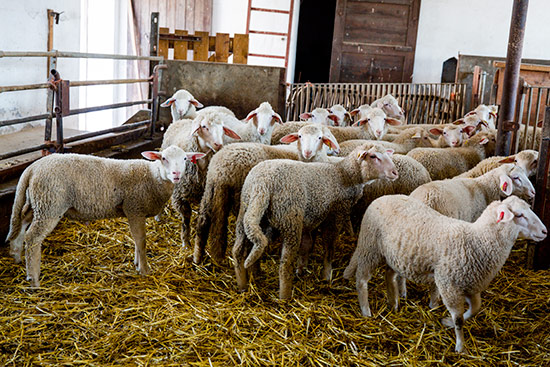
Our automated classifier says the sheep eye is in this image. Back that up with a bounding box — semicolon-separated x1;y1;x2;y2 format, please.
512;176;520;181
298;135;302;139
162;157;167;161
318;136;322;140
184;157;187;160
443;131;447;135
514;159;518;163
369;154;377;159
515;213;524;218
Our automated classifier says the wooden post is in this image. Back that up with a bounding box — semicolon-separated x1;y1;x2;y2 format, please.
193;31;210;61
214;33;230;63
47;9;55;78
150;12;160;56
174;29;188;60
233;34;249;64
158;27;170;59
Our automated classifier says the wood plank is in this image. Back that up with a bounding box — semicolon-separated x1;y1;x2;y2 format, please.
186;0;195;32
193;31;210;61
329;0;347;82
494;61;550;73
174;29;188;60
158;27;170;59
195;0;212;33
214;33;230;63
233;33;249;64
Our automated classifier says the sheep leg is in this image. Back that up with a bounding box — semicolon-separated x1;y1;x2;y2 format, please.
440;290;466;353
24;218;60;288
127;216;150;275
296;231;313;276
319;221;339;282
279;224;301;300
385;267;399;311
397;275;407;299
429;284;442;308
208;188;231;263
463;293;481;321
178;201;192;248
193;211;210;264
355;265;373;317
232;215;249;292
10;209;33;264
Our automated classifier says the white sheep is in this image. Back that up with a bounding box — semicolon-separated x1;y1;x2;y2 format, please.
193;124;340;263
232;144;398;299
328;104;352;126
457;150;539;178
428;124;476;147
353;107;403;140
338;127;434;155
371;94;405;121
463;104;499;130
344;195;546;353
241;101;283;144
6;146;205;287
161;89;204;121
350;104;373;123
300;107;339;126
197;105;236;117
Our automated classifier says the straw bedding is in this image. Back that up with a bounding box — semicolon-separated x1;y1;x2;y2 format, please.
0;206;549;366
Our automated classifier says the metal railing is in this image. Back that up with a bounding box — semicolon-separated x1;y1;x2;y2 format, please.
286;82;467;124
513;84;550;152
0;50;165;162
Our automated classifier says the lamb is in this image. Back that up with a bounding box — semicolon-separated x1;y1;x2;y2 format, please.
328;104;352;126
338;127;434;155
161;89;204;121
232;143;398;299
463;104;499;130
193;124;340;263
161;114;241;247
428;124;475;147
300;107;339;126
343;195;546;353
240;101;283;144
6;146;205;287
353;107;403;139
406;130;496;180
350;104;372;123
371;94;405;121
457;150;539;178
197;105;236;117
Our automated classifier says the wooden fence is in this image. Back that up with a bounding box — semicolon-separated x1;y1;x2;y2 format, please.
286;83;467;125
150;13;248;64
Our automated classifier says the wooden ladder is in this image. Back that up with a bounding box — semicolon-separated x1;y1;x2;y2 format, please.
246;0;295;70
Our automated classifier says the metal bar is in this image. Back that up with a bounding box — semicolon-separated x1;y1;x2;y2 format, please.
0;113;51;127
158;34;201;42
248;53;286;59
0;50;163;61
63;120;150;144
533;87;543;150
51;69;64;152
496;0;529;156
1;78;151;93
248;30;288;36
0;143;51;161
285;0;295;70
250;7;290;14
67;100;151;117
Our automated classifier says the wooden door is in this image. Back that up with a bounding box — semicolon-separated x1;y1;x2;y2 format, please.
329;0;421;83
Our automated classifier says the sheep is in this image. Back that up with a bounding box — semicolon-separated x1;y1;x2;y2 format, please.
328;104;352;126
406;130;496;180
343;195;547;353
232;143;398;299
371;94;405;122
463;104;499;130
338;127;434;155
271;107;400;144
161;114;241;247
240;101;283;144
6;146;206;287
300;107;339;126
457;150;539;178
197;105;236;117
517;124;542;151
161;89;204;121
428;124;476;148
350;104;372;123
193;124;340;263
408;163;535;307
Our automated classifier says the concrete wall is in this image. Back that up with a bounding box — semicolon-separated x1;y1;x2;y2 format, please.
413;0;550;83
0;1;81;134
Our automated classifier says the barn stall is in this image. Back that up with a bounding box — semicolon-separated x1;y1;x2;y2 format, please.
1;0;550;365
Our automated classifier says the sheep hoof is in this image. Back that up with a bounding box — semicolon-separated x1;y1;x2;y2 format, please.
441;317;454;328
138;265;151;276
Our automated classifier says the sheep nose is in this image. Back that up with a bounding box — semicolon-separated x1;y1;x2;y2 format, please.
259;128;266;135
213;143;222;150
304;150;312;158
376;130;382;135
542;229;547;235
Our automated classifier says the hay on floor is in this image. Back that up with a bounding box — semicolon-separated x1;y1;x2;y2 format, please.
0;206;549;366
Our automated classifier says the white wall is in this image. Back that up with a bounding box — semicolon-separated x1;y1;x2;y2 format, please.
413;0;550;83
0;0;81;134
211;0;300;83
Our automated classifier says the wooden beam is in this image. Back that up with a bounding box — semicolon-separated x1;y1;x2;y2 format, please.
193;31;210;61
158;27;170;59
233;33;249;64
214;33;229;63
174;29;188;60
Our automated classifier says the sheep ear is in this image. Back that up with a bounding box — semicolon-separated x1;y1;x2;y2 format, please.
190;99;203;108
357;119;369;127
411;132;422;139
479;137;489;145
462;125;476;136
496;204;514;223
223;127;241;140
385;149;394;157
499;156;516;164
499;175;513;196
328;114;339;125
272;112;283;124
350;109;360;117
190;120;201;136
385;118;401;126
452;119;465;125
465;111;476;116
187;152;206;165
322;136;340;153
142;151;162;161
160;97;176;108
280;133;299;144
245;111;257;121
299;112;312;120
429;128;443;135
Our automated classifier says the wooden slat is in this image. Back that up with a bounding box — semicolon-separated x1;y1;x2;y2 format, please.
186;0;195;32
193;31;210;61
233;33;249;64
158;27;170;59
174;29;188;60
214;33;230;63
494;61;550;73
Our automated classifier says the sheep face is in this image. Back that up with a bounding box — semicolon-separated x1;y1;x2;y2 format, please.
496;196;547;241
357;146;398;181
410;128;436;147
378;98;405;120
357;108;401;140
300;108;339;126
246;102;282;137
191;114;241;152
429;125;472;147
161;90;203;120
142;146;205;183
498;165;535;201
350;104;372;122
499;150;539;177
328;104;351;126
280;124;340;160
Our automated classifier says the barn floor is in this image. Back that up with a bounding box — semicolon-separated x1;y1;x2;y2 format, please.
0;207;548;366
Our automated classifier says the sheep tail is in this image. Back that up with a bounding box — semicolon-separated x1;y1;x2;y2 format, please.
6;167;32;243
243;186;270;269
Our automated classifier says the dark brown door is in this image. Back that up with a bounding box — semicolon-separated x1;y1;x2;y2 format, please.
329;0;421;83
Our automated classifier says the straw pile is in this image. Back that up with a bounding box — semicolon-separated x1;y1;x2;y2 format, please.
1;206;549;366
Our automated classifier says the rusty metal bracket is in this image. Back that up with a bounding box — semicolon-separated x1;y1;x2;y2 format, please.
148;64;168;138
502;120;520;131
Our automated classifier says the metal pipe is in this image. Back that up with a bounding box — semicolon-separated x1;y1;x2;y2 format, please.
1;78;151;93
63;120;150;144
496;0;529;156
0;143;51;161
0;50;163;61
67;100;151;117
0;113;51;127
